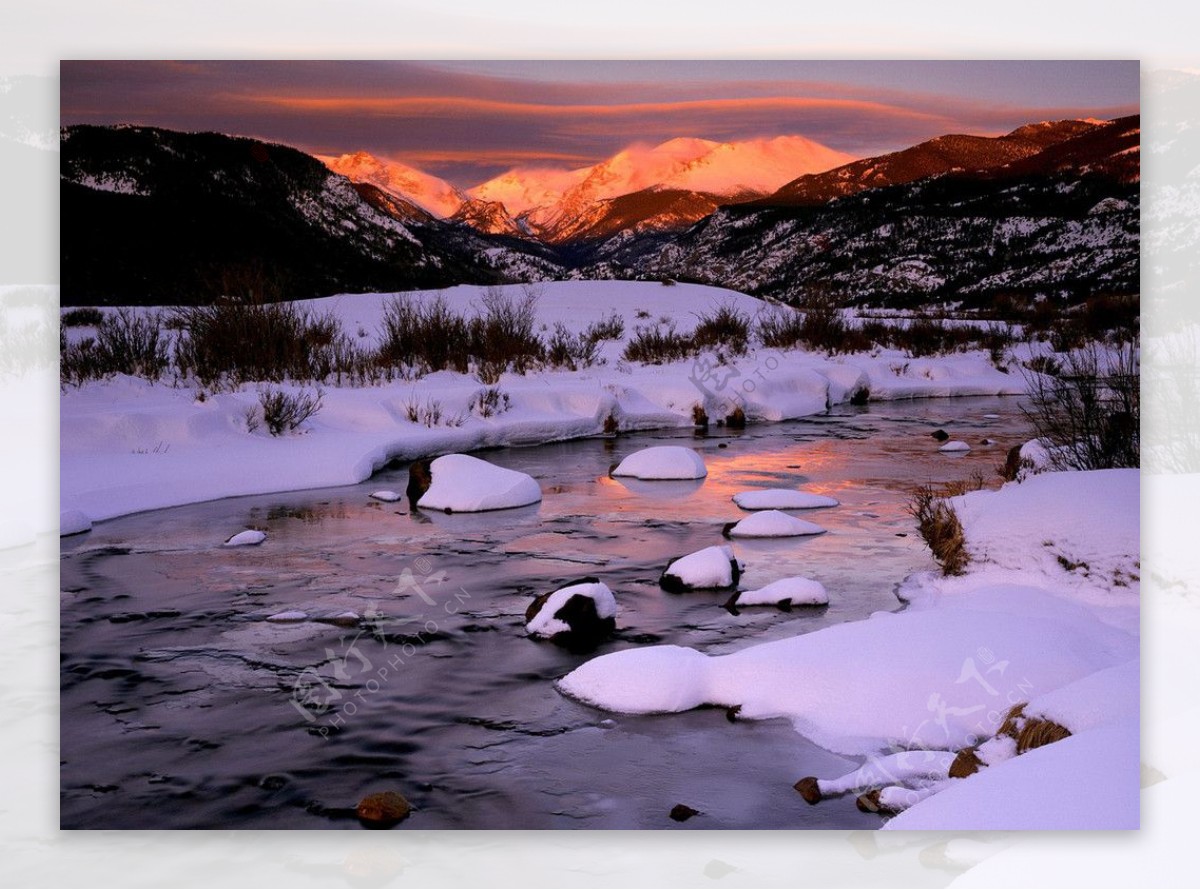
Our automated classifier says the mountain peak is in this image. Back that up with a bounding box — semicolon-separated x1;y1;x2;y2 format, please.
320;151;465;219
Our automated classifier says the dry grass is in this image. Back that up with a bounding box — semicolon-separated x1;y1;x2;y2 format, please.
907;485;969;576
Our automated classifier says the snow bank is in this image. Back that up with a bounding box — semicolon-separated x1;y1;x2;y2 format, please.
733;576;828;607
881;716;1139;830
60;281;1025;525
660;545;742;591
561;584;1134;754
732;489;838;510
724;510;826;538
416;454;541;513
557;645;712;714
611;445;707;480
525;580;617;639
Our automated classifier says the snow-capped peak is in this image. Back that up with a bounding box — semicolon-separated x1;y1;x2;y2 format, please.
319;151;465;218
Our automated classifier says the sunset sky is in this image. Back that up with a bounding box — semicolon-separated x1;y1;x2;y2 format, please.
60;60;1139;186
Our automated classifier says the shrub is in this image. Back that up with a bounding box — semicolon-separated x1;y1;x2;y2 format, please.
757;305;806;349
173;297;343;387
1021;342;1139;470
378;293;471;375
585;313;625;342
622;322;694;364
402;396;463;428
61;307;105;327
61;308;169;384
693;302;750;355
257;387;323;436
545;323;601;371
469;286;544;377
469;386;511;418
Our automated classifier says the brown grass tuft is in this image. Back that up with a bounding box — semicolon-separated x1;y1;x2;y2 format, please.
948;746;983;778
1016;717;1072;753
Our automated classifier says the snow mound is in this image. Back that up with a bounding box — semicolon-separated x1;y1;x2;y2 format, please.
734;576;828;607
369;490;402;502
1025;658;1138;734
732;489;838;510
417;454;541;513
558;645;712;713
939;440;971;452
266;610;307;622
661;545;742;591
60;509;92;536
724;510;826;538
611;446;707;480
526;580;617;639
560;584;1135;755
224;529;266;547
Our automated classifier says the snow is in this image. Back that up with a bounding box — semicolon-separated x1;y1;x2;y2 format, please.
733;576;828;607
60;281;1026;526
265;610;307;623
416;454;541;513
560;583;1134;755
881;717;1139;830
939;440;971;452
224;529;266;547
611;445;707;480
368;490;402;502
526;580;618;638
817;750;957;797
59;509;91;537
661;545;741;590
724;510;826;538
1024;657;1139;733
732;489;838;510
320;151;465;218
557;645;713;714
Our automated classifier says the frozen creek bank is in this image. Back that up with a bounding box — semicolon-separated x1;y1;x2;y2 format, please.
559;468;1140;829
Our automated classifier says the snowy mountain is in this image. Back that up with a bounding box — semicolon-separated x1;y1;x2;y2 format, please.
589;117;1140;307
470;135;854;242
319;151;466;218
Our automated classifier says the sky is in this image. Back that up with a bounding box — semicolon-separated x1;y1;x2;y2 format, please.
59;60;1139;187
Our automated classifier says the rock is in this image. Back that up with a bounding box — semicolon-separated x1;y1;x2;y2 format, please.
416;454;542;513
660;545;742;592
315;610;360;628
266;610;307;622
355;790;412;828
794;776;822;805
369;490;402;502
931;429;950;442
732;489;838;510
849;386;870;406
525;578;617;650
612;445;707;480
948;746;983;778
980;438;995;446
856;789;890;814
938;440;971;453
406;458;433;506
723;510;826;538
224;529;266;547
669;803;700;822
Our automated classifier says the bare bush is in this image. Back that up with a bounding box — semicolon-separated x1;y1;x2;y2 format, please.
257;387;323;436
1021;342;1139;470
693;302;751;355
622;322;694;364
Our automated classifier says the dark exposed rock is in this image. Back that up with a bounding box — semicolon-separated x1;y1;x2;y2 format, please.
525;577;616;651
406;458;433;507
669;803;700;822
794;776;822;805
931;429;950;442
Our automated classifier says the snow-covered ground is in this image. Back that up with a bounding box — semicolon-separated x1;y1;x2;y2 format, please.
560;467;1140;828
60;280;1023;527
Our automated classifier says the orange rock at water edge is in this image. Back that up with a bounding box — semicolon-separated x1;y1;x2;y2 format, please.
356;791;412;828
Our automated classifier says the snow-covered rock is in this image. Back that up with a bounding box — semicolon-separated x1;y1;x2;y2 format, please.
557;645;713;714
416;454;541;513
723;510;826;538
224;529;266;547
60;509;91;536
611;445;707;480
660;545;742;592
369;490;402;502
732;489;838;510
939;440;971;452
266;610;307;622
728;576;828;610
525;578;617;647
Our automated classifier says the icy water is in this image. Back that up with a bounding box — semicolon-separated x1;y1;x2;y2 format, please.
61;396;1027;829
